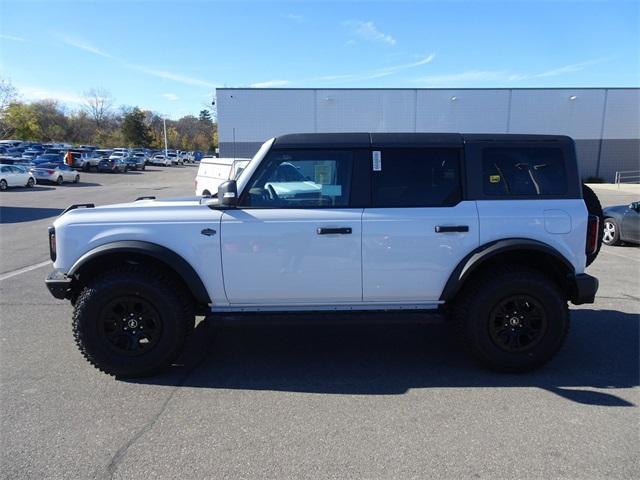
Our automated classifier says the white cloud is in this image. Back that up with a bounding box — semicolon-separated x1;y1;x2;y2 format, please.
162;93;179;101
317;53;435;83
343;20;396;46
535;58;608;78
60;36;116;59
250;80;291;88
417;58;608;86
418;70;518;85
283;14;304;21
132;65;219;88
17;85;85;104
0;34;27;43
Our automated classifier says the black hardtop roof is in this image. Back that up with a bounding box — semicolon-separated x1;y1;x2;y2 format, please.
273;133;572;149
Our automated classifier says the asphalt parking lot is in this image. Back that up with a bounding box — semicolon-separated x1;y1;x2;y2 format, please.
1;169;638;479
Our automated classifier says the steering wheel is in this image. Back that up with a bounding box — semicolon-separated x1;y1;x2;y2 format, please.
266;184;279;201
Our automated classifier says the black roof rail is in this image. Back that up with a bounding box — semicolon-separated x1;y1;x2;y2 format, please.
135;196;156;201
61;203;94;215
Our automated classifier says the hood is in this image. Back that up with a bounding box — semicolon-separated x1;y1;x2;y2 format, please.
53;196;215;229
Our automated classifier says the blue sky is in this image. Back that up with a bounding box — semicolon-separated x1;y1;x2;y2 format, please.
1;0;638;118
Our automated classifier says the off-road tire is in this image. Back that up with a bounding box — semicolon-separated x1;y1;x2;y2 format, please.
451;266;569;373
583;184;603;266
72;265;195;377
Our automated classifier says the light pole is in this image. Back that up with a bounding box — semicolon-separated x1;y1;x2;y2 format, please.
163;116;168;157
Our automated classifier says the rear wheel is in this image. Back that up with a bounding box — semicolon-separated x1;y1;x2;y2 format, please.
74;175;80;183
603;218;621;245
1;179;8;190
26;177;35;187
452;267;569;372
582;184;603;266
56;176;63;185
72;266;195;377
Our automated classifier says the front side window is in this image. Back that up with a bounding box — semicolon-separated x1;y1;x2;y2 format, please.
372;148;461;207
241;150;353;208
482;147;567;196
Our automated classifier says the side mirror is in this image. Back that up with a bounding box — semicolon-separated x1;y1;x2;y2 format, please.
218;180;238;208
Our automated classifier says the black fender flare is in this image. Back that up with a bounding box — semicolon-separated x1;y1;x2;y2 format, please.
68;240;211;305
440;238;575;302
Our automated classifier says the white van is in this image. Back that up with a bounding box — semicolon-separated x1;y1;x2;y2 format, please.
194;157;250;196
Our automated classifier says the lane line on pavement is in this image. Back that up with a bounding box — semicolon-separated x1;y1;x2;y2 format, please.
600;248;640;263
0;261;51;281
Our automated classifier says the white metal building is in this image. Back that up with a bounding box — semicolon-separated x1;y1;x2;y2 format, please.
217;88;639;181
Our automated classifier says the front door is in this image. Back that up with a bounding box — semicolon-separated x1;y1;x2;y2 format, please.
220;148;362;305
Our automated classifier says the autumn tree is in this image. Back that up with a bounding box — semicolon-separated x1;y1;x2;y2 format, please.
83;88;113;128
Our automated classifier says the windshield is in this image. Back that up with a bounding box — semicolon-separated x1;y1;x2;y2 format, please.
235;138;275;194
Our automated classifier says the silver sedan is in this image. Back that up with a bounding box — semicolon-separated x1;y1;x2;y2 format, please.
33;163;80;185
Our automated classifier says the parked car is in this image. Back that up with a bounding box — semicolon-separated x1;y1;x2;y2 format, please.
0;164;36;190
79;152;103;171
194;157;250;196
95;149;114;159
603;201;640;245
97;158;128;173
22;148;43;160
46;133;602;378
150;153;171;166
166;152;180;165
34;153;64;165
109;151;129;162
33;163;80;185
128;152;147;170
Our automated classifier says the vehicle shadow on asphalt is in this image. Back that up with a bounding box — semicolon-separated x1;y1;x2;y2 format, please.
65;182;102;188
0;206;65;223
129;309;638;407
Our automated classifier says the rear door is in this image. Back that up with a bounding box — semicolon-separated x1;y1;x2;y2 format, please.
220;148;364;305
362;146;479;303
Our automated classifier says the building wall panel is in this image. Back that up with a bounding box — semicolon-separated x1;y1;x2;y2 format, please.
416;89;510;133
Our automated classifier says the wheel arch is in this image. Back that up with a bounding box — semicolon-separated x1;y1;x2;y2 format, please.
440;238;576;303
68;241;211;310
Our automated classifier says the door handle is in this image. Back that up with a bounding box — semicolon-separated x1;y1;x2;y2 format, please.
435;225;469;233
201;228;217;236
317;227;352;235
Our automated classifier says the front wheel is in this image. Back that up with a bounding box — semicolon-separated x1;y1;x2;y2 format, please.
1;179;8;191
452;267;569;372
603;218;620;245
26;177;35;187
72;266;195;377
74;175;80;183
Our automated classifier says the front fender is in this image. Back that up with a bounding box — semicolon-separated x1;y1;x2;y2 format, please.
68;240;211;305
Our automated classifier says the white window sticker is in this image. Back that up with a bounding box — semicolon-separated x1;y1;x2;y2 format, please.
372;150;382;171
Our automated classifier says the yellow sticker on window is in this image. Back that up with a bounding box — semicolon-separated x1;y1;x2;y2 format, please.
489;175;501;183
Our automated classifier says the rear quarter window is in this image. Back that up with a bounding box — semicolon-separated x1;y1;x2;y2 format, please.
482;147;567;196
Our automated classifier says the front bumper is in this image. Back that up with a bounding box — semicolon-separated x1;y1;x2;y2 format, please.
45;270;72;299
570;273;599;305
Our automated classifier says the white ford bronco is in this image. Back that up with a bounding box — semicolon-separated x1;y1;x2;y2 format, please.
45;133;602;377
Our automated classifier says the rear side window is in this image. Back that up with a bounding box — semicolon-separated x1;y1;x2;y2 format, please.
372;148;461;207
482;147;567;196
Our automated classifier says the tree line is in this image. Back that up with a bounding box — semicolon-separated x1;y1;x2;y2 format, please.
0;80;217;152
